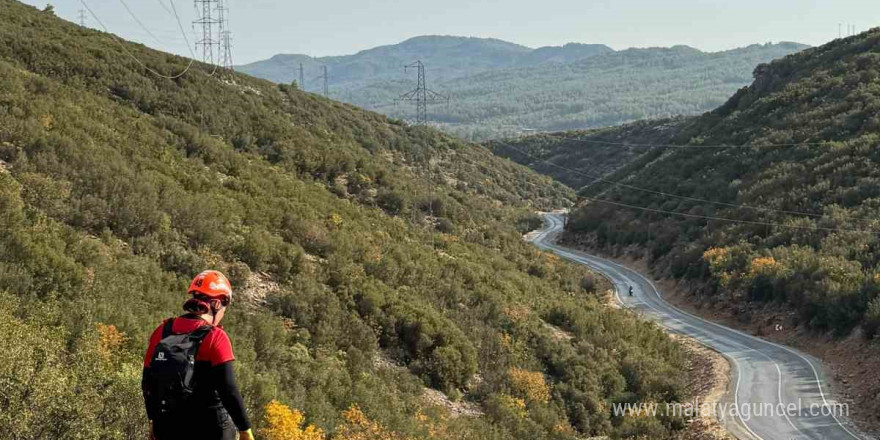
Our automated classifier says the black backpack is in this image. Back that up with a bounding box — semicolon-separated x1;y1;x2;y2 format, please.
146;318;214;419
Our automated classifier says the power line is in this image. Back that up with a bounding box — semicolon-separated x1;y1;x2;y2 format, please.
395;60;449;125
493;140;877;228
536;134;833;150
578;194;878;235
78;0;196;79
155;0;174;16
168;0;198;60
117;0;164;46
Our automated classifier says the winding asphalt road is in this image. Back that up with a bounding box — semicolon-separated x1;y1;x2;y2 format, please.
529;213;865;440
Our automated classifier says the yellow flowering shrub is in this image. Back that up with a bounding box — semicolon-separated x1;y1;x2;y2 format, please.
259;400;326;440
414;410;448;439
96;323;126;361
503;304;531;321
497;394;527;419
40;114;54;129
327;213;344;229
702;247;730;269
508;367;550;404
332;405;406;440
748;256;780;277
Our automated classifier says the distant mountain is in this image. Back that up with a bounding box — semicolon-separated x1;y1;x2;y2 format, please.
239;36;808;140
238;36;612;85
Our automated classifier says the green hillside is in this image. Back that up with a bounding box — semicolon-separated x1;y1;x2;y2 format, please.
487;118;688;190
0;2;690;439
559;28;880;337
240;39;807;140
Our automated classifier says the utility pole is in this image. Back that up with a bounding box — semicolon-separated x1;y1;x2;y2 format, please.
78;8;87;27
299;63;305;90
394;60;449;125
839;23;842;39
216;0;234;71
193;0;220;66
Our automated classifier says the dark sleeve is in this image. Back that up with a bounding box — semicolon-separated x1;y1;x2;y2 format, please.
142;367;156;420
213;361;251;431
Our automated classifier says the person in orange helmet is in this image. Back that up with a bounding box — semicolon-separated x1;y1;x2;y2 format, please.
142;270;254;440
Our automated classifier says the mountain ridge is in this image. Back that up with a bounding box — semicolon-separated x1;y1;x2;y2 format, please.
239;36;809;140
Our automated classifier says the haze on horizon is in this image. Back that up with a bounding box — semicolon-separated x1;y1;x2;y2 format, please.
23;0;879;64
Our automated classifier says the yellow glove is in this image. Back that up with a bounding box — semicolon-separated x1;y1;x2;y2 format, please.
239;428;255;440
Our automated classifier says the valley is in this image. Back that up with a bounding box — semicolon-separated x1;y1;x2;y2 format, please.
2;1;877;439
238;37;807;140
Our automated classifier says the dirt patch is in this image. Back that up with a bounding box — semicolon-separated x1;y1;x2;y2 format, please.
673;334;735;440
373;352;484;418
239;271;279;310
421;388;484;418
542;320;575;342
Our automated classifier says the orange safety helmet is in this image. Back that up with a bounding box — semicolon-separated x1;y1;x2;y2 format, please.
188;270;233;304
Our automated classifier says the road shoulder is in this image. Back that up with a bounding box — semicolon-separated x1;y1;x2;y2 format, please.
673;334;736;440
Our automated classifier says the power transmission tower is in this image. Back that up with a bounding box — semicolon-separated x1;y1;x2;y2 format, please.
193;0;220;66
395;60;448;125
322;65;328;97
313;65;328;97
299;63;305;90
216;0;234;71
78;8;87;27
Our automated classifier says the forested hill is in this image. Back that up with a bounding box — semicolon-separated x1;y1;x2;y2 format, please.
0;1;691;439
237;36;613;85
560;28;880;338
487;118;689;190
239;38;807;140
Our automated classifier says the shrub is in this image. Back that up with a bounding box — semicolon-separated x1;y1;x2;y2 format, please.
259;400;326;440
863;297;880;339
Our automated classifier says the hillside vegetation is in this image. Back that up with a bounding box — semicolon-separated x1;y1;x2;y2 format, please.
0;2;690;439
240;38;807;140
558;28;880;338
487;118;686;190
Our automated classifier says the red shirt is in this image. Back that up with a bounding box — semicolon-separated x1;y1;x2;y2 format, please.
143;316;235;367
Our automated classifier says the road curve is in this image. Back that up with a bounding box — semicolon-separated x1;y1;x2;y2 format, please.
529;213;865;440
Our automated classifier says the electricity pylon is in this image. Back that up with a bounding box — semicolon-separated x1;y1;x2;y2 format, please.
193;0;220;66
216;0;234;71
78;8;87;26
395;60;448;125
313;65;328;97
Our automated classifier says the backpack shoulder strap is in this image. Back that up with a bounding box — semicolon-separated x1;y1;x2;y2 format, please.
161;318;175;339
188;325;215;342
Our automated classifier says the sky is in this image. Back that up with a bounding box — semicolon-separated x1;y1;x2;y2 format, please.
23;0;880;64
